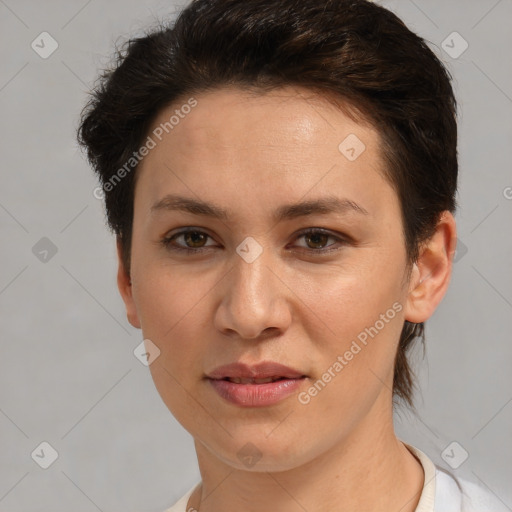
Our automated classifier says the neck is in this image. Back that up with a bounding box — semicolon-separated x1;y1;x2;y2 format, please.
187;395;424;512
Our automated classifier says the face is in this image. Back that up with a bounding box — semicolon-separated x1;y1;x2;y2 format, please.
118;86;426;471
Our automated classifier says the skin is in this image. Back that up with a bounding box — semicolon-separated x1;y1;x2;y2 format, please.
116;85;457;512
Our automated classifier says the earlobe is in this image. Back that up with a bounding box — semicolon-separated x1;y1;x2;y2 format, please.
116;237;142;329
403;211;457;324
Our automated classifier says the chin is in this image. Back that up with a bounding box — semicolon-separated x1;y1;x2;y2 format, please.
206;430;315;473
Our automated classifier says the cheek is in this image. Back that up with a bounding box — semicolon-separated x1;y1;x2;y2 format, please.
304;257;406;387
308;256;405;335
133;266;214;427
131;262;210;365
297;274;405;429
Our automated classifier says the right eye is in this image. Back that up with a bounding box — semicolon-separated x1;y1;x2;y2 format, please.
160;228;218;254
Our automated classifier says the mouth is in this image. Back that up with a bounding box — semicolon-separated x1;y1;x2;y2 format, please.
218;376;303;384
205;361;308;407
206;360;308;381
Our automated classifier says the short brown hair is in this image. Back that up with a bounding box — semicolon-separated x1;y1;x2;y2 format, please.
77;0;458;409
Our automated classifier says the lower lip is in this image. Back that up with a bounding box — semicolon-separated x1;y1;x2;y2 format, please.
208;377;306;407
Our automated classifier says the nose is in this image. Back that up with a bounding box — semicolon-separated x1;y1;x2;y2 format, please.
213;248;292;341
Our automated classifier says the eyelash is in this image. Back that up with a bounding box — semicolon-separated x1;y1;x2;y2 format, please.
160;228;349;255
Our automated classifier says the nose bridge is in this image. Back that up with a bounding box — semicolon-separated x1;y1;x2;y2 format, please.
230;242;273;312
215;238;289;338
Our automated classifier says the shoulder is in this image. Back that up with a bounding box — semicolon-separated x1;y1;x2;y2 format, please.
435;468;510;512
401;441;509;512
161;483;199;512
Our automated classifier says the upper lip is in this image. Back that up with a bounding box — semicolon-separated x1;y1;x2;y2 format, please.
206;361;306;380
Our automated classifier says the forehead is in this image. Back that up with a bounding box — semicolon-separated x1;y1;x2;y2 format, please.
134;85;396;224
150;86;377;156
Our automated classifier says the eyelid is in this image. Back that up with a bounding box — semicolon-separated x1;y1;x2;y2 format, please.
160;226;351;254
161;227;217;251
291;228;348;251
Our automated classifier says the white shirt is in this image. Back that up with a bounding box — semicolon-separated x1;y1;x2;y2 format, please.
163;442;508;512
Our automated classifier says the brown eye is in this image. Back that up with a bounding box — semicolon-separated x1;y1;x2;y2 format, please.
181;231;209;248
160;227;348;256
294;228;346;253
302;231;330;249
161;229;216;253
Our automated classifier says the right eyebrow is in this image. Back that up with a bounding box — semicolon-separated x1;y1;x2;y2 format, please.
150;193;369;222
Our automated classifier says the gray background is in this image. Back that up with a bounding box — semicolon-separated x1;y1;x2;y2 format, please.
0;0;511;510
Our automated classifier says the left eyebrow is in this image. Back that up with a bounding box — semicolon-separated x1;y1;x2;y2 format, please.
149;194;369;222
273;196;369;222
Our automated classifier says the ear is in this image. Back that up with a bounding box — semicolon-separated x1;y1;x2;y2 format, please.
116;237;141;329
403;211;457;323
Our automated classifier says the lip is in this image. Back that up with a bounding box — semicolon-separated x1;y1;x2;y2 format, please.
206;361;308;407
206;361;306;380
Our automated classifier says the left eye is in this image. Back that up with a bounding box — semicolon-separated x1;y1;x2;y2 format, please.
160;228;346;254
293;228;343;251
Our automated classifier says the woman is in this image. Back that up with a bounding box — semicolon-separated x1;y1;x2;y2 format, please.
77;1;507;510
